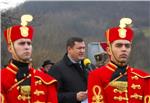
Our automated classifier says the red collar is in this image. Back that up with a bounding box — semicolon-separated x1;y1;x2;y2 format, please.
6;62;19;74
106;61;129;72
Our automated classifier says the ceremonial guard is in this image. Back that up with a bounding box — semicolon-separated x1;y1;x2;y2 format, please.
0;14;58;103
88;18;150;103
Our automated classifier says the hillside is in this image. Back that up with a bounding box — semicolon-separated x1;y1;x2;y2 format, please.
1;1;150;72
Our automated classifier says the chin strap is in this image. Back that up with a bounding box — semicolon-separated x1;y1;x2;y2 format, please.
10;42;32;64
109;44;127;66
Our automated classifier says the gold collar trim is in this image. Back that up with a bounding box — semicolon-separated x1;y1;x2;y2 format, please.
132;72;150;78
6;63;19;74
34;76;57;85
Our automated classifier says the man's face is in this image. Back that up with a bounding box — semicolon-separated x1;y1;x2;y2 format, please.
9;38;32;62
68;41;86;62
44;64;53;72
108;40;131;64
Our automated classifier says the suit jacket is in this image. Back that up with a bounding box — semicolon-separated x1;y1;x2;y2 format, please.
48;54;89;103
0;62;58;103
88;61;150;103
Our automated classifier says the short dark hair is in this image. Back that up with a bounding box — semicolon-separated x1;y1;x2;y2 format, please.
66;37;84;48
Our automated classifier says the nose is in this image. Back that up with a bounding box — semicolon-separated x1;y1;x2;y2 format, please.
24;42;31;50
121;45;128;52
80;48;85;53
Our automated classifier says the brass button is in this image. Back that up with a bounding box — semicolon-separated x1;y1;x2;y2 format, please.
35;80;42;85
132;76;139;80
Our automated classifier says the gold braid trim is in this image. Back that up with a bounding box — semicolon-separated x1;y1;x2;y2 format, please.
106;65;115;72
144;95;150;103
7;27;21;62
33;101;52;103
33;101;45;103
8;74;31;92
104;72;127;89
7;27;12;44
6;66;17;74
132;72;150;78
0;93;5;103
106;29;114;62
92;85;104;103
105;29;113;58
10;62;19;71
109;62;117;68
34;76;57;85
106;29;110;47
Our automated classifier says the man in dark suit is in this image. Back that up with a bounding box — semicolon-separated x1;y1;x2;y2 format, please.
48;37;89;103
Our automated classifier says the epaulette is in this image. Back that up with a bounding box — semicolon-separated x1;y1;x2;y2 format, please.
131;68;150;79
34;69;57;85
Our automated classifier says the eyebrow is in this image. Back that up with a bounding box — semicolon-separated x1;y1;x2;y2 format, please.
116;43;131;45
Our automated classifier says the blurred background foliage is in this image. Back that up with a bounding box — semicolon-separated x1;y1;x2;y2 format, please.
1;1;150;72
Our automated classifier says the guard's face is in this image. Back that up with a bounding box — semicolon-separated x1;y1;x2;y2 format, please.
68;41;86;62
9;38;32;62
108;40;131;64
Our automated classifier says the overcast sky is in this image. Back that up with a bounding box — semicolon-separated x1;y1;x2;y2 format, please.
0;0;146;12
0;0;26;12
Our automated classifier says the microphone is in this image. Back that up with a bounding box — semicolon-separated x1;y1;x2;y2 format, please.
83;58;94;71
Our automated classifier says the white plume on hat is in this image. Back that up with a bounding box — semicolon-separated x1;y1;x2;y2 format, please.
21;14;33;26
119;18;132;29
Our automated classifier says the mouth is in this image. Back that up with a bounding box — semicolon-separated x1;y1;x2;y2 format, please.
24;52;31;56
79;53;85;56
78;54;85;59
120;54;128;58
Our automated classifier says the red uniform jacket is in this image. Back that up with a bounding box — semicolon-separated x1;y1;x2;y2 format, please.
88;62;150;103
0;62;58;103
144;78;150;103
